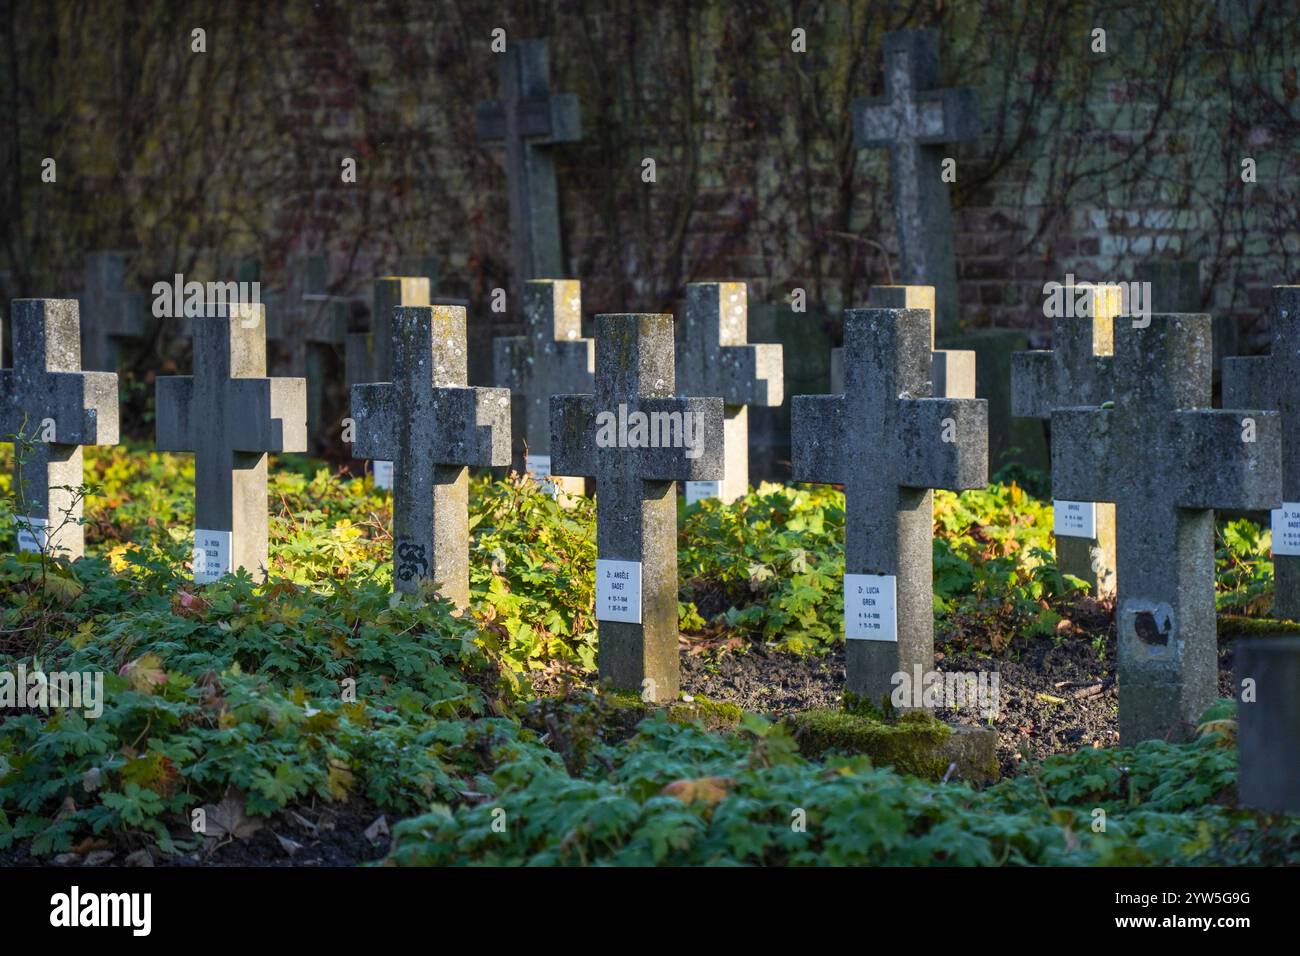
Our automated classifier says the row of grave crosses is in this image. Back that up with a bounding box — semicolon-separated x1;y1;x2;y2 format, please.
3;286;1298;745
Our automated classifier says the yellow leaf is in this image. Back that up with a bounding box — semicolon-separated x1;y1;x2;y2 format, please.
327;760;355;801
107;543;132;573
1195;718;1237;746
70;619;96;650
660;776;734;807
120;653;168;694
44;572;84;605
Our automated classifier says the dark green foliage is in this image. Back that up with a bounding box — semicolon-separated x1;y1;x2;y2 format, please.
1;446;1296;865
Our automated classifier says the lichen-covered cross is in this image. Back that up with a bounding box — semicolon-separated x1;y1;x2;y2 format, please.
851;31;980;333
155;303;307;583
794;308;987;705
346;276;433;490
676;282;782;504
1012;284;1122;597
1052;314;1281;742
551;314;723;700
1222;287;1300;619
475;38;581;287
0;299;119;558
494;279;593;494
831;286;974;397
351;305;511;606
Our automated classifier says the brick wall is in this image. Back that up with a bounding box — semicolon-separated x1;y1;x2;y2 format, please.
3;0;1296;374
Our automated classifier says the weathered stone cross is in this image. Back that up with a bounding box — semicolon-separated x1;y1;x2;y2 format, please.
1011;284;1121;597
1235;635;1300;813
0;299;119;558
475;38;581;289
676;282;782;504
346;276;431;387
493;279;593;495
852;30;979;335
831;285;973;397
156;302;307;583
1223;287;1300;619
81;251;148;372
1052;314;1280;742
346;276;433;490
266;255;350;453
351;305;511;606
551;314;723;700
793;308;988;704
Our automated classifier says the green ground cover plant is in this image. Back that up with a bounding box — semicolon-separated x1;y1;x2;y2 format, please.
0;445;1294;865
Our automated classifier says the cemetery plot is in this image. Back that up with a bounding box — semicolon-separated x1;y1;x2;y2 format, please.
4;4;1298;876
1;449;1294;867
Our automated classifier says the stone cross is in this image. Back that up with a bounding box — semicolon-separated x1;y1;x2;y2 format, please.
346;276;432;490
493;279;593;495
1051;314;1280;743
266;255;350;452
1136;259;1237;369
1235;635;1300;813
0;299;119;559
1136;260;1200;311
81;251;149;372
352;305;510;606
675;282;783;504
475;38;581;290
1011;284;1121;597
396;254;469;308
793;308;987;704
1222;287;1300;619
852;30;979;335
831;286;973;397
347;276;431;387
155;302;307;583
399;255;442;296
551;314;724;700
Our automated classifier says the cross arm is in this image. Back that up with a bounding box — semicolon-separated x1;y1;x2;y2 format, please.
476;94;581;144
49;371;119;446
106;291;149;338
430;386;512;467
554;339;596;381
492;335;527;390
1010;350;1054;419
155;376;195;451
350;382;398;461
720;343;784;407
303;298;350;346
791;394;845;485
1221;357;1273;410
1174;409;1281;511
230;377;309;454
897;397;988;490
1050;407;1116;503
852;87;980;149
550;394;597;478
933;348;976;399
635;396;724;482
0;371;18;436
